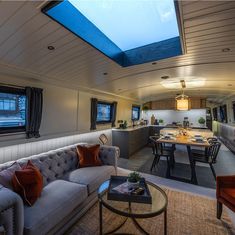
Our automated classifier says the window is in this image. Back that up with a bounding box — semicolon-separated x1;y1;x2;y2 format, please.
212;107;217;121
0;86;26;134
42;0;182;67
96;102;113;123
132;106;140;120
233;102;235;122
219;105;227;123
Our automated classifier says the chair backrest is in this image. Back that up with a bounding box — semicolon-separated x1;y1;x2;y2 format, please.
208;141;221;163
99;133;108;145
149;136;162;155
207;137;218;144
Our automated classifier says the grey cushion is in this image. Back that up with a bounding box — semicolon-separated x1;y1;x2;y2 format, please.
0;162;21;189
24;180;87;235
63;166;115;194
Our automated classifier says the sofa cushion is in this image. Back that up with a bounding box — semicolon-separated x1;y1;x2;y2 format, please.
63;165;115;194
0;162;21;189
12;161;43;206
24;180;87;235
77;144;102;168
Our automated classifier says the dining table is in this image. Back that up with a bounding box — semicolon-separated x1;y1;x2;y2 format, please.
157;128;214;185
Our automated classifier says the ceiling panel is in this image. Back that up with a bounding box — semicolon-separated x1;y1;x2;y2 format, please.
0;0;234;102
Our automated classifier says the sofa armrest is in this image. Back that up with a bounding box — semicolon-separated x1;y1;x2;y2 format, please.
99;145;120;172
216;175;235;198
0;186;24;235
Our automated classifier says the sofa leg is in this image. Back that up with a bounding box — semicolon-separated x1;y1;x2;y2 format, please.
217;201;223;219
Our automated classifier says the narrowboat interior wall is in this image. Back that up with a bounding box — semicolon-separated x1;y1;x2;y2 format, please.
0;1;235;235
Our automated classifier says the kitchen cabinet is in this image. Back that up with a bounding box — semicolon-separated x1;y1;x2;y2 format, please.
145;98;206;110
112;126;149;158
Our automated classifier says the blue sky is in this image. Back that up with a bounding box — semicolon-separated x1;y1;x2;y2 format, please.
68;0;179;51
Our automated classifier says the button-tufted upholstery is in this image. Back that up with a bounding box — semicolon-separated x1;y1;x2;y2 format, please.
0;143;119;187
0;147;78;187
0;143;119;235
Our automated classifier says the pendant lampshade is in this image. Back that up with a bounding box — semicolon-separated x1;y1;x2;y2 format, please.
176;95;189;111
176;80;189;111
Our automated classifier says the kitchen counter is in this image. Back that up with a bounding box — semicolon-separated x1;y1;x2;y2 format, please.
112;125;148;132
113;125;209;131
112;126;149;158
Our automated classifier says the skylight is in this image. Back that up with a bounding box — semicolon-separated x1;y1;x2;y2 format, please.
69;0;179;51
42;0;182;67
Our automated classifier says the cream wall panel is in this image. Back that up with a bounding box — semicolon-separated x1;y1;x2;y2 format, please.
77;91;139;133
0;129;112;164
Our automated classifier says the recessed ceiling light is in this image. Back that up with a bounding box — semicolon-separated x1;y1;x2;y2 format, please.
47;45;55;50
161;76;169;80
152;62;157;65
103;72;108;75
222;48;230;52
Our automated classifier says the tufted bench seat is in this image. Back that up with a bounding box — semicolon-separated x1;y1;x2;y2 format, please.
0;143;119;235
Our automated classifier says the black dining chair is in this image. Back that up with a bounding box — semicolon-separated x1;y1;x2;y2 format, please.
191;137;218;156
192;141;221;180
149;136;175;177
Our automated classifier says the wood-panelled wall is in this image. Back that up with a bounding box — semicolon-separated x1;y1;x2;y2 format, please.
144;98;206;110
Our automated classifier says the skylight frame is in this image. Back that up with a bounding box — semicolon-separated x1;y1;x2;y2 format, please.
42;0;184;67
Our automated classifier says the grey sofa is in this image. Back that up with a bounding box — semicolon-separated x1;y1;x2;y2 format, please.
0;143;119;235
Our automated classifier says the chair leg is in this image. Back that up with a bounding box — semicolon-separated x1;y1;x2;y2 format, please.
150;157;157;172
217;201;223;219
210;164;216;180
165;156;171;178
156;155;161;165
170;153;175;169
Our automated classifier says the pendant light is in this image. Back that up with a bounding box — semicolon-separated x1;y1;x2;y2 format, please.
175;80;189;111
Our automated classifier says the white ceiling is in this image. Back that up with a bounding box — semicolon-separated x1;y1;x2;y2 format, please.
0;0;235;103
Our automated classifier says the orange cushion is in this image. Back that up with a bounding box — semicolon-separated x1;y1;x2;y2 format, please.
220;188;235;205
12;160;43;206
77;144;102;168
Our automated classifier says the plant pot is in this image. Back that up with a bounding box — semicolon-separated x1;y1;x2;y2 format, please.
127;179;140;190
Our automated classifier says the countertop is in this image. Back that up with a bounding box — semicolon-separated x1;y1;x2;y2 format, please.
112;125;209;132
112;125;148;132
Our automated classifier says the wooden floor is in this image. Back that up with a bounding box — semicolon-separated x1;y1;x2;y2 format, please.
118;143;235;189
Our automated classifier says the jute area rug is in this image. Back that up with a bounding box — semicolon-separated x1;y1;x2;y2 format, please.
66;188;235;235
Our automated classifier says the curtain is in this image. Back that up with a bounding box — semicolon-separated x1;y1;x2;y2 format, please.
26;87;43;138
90;98;98;130
111;101;117;127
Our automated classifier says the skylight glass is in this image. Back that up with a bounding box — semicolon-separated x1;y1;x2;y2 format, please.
42;0;182;67
68;0;179;51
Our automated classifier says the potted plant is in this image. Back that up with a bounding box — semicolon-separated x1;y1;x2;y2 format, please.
127;171;142;189
142;105;149;113
159;119;164;125
123;120;128;129
198;117;206;127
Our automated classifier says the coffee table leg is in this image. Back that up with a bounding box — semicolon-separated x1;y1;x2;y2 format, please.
164;209;167;235
99;201;103;235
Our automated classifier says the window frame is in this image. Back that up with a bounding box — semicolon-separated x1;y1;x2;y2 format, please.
131;105;141;121
212;107;217;121
0;86;27;134
96;101;113;124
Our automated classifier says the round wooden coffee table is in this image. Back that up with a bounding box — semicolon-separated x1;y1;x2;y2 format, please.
98;180;168;235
